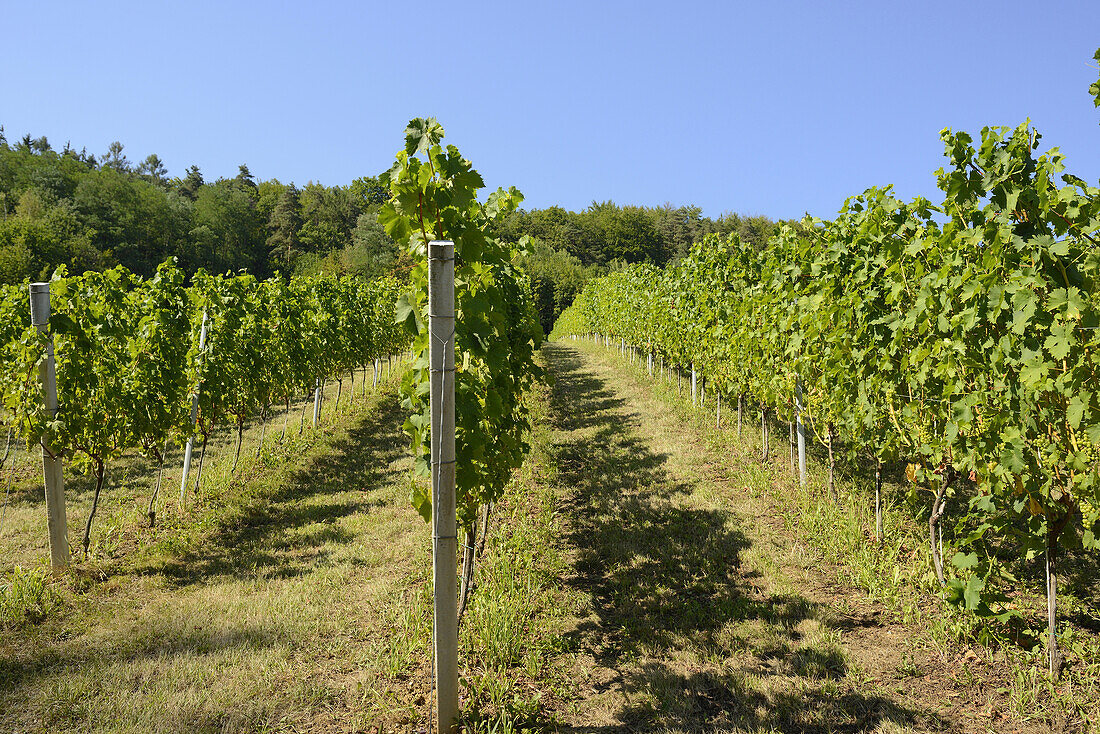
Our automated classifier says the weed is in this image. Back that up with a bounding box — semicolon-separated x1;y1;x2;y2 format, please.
0;565;62;627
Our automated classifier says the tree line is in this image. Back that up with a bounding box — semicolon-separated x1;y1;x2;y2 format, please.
499;201;776;266
0;126;777;333
0;130;403;284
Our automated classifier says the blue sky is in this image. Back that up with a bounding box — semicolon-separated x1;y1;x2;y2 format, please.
2;0;1098;221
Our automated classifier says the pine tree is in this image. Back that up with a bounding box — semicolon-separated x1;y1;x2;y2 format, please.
266;184;302;269
137;154;168;184
179;165;204;200
100;141;130;172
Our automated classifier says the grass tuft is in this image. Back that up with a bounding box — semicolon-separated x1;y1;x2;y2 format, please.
0;565;61;627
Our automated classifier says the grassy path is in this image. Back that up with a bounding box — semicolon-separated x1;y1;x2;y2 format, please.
0;380;436;733
0;342;1085;732
539;341;1048;733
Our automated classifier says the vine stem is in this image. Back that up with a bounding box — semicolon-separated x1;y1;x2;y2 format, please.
256;403;269;459
1045;493;1076;680
147;440;168;527
232;417;245;472
194;430;209;497
82;458;107;559
827;422;838;504
457;521;477;626
875;458;883;547
928;468;954;586
281;397;290;442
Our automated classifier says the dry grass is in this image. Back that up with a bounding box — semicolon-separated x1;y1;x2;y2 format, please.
2;341;1093;732
0;367;441;733
534;344;943;732
552;338;1096;733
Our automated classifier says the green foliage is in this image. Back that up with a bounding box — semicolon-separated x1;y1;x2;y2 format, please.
0;132;400;283
379;118;544;529
0;282;33;431
0;125;770;284
556;119;1100;619
184;269;407;442
1091;48;1100;122
516;238;592;335
500;202;777;267
0;259;409;548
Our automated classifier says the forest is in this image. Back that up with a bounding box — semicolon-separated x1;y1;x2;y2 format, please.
0;127;774;332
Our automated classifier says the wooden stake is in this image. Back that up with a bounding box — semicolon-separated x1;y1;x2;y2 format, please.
180;309;209;504
429;241;458;734
795;379;807;487
29;283;69;569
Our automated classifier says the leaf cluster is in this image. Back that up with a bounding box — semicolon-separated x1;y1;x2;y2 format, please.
379;119;545;529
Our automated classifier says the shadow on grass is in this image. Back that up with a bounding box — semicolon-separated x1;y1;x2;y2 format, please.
681;371;1100;644
0;622;278;687
542;343;935;733
149;392;407;586
0;389;409;728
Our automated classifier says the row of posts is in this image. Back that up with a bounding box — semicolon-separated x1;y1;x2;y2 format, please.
23;283;415;572
598;333;808;488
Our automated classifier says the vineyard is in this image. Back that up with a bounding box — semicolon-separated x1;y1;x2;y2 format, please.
3;104;1100;730
552;122;1100;682
0;261;410;560
0;118;556;732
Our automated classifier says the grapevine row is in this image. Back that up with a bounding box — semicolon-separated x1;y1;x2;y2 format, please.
553;122;1100;676
0;262;409;553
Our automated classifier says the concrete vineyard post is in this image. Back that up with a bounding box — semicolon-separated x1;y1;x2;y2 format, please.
312;378;322;428
795;378;807;487
29;283;70;569
180;310;209;503
691;363;697;406
428;241;459;734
